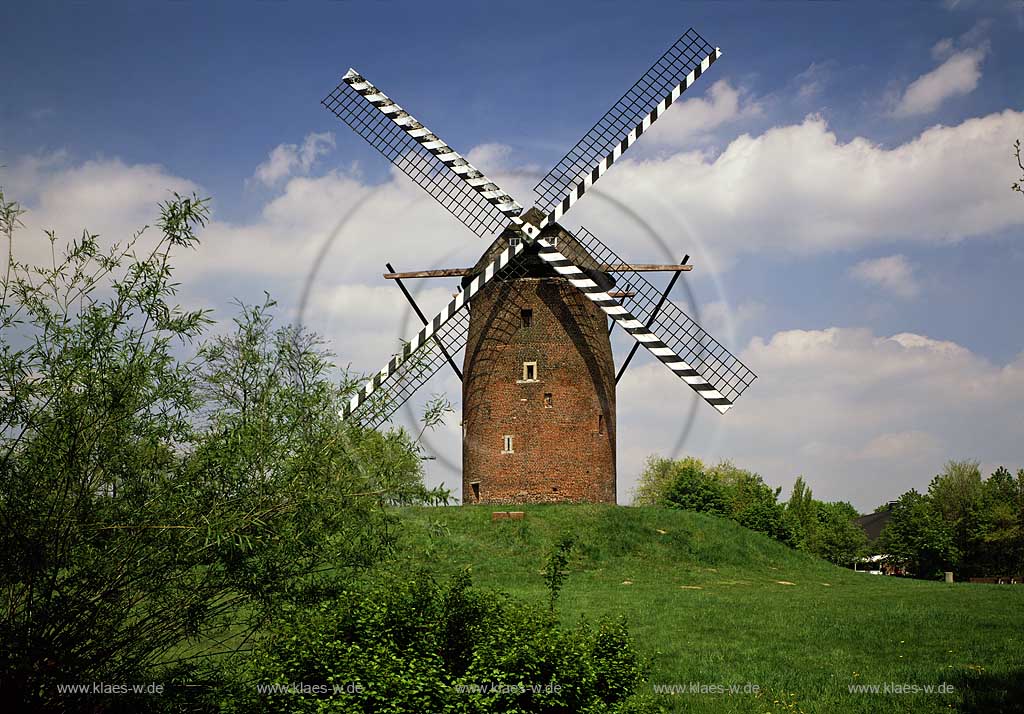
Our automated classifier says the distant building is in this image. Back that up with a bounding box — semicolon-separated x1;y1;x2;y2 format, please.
853;503;900;575
855;506;893;543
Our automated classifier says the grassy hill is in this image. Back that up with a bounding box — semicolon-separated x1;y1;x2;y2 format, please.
384;504;1024;714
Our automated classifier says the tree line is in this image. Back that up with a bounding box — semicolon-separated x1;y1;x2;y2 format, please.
633;456;1024;579
879;461;1024;579
632;457;867;567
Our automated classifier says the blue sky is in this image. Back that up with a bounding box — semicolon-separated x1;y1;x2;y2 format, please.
3;0;1024;508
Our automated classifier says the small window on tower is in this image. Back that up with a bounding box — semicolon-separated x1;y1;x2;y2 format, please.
522;362;537;381
544;393;553;408
598;414;605;434
502;435;514;453
521;308;533;328
471;482;480;502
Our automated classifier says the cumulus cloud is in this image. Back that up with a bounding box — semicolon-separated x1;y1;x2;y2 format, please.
304;282;460;370
891;46;987;118
2;152;200;267
931;38;955;61
637;80;762;148
15;107;1022;301
465;143;514;173
849;254;920;298
699;300;766;348
252;132;336;187
570;109;1024;268
861;430;943;461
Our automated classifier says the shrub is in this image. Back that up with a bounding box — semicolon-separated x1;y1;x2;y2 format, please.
659;459;728;516
225;571;653;714
632;455;703;506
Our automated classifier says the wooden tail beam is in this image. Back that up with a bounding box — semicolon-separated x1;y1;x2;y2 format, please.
384;264;693;280
385;262;463;382
614;256;689;384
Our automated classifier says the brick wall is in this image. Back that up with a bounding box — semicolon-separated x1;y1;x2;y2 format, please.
462;276;616;504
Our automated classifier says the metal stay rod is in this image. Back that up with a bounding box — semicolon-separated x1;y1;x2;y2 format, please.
385;262;463;382
614;255;689;383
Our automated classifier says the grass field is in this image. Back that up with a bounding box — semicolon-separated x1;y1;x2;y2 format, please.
381;504;1024;714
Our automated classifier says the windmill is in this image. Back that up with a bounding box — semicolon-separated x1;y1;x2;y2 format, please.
321;27;756;505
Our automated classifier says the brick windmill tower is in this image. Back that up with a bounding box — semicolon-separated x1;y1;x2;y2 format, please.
460;214;618;504
322;28;757;505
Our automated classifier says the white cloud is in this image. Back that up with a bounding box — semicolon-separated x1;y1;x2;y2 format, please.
6;102;1024;509
795;62;831;100
891;47;987;118
252;132;336;187
3;152;199;267
465;143;514;173
931;38;955;61
861;430;943;461
849;254;920;298
15;107;1022;301
569;109;1024;268
699;299;766;348
304;282;459;369
638;80;762;148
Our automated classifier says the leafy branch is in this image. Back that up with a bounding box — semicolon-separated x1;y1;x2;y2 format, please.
1014;139;1024;198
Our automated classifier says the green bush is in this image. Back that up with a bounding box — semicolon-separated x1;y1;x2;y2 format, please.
652;457;792;544
225;571;652;714
659;459;728;516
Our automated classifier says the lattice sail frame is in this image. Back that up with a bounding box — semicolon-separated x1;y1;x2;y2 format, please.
341;239;525;422
566;227;756;405
534;28;720;220
343;295;471;431
322;71;521;239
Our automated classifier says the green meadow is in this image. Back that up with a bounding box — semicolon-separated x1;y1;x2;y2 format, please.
383;504;1024;714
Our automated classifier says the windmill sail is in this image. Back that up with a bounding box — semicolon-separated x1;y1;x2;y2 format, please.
562;227;757;411
533;28;720;223
342;238;528;425
344;302;471;430
322;70;522;239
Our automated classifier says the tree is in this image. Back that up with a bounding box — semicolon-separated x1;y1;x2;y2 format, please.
1014;140;1024;198
810;501;867;566
927;460;987;577
660;458;728;516
784;476;818;551
973;466;1024;576
632;454;704;506
878;490;956;578
0;191;429;710
654;457;792;542
709;461;790;542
